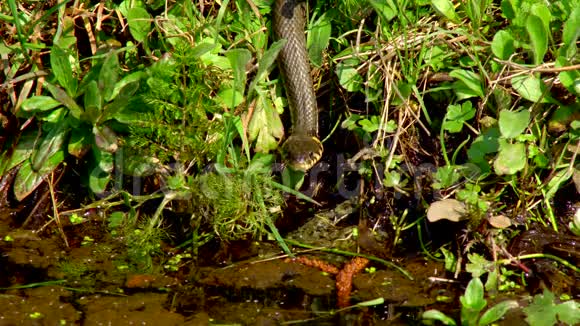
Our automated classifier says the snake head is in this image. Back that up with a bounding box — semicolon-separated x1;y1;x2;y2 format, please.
281;134;323;172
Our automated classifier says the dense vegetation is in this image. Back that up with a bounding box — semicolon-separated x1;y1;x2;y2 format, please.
0;0;578;324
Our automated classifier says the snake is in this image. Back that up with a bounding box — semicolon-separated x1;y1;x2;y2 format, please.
273;0;323;172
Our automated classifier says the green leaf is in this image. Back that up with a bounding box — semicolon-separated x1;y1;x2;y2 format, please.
99;53;120;102
530;3;551;38
93;125;118;153
336;58;363;92
103;80;140;121
45;82;84;119
190;42;218;59
443;102;476;133
109;71;144;101
462;278;487;310
83;80;101;123
491;30;515;60
68;127;91;158
126;7;151;42
50;45;77;96
422;309;457;325
246;153;275;175
431;0;459;22
467;127;500;163
94;147;114;173
226;48;251;93
89;165;111;194
368;0;397;22
460;278;487;326
494;141;526;175
526;14;548;65
554;300;580;325
499;109;529;138
478;301;519;326
307;12;332;67
31;117;68;172
556;57;580;96
248;39;286;100
450;70;485;99
561;7;580;59
248;91;284;153
13;149;65;201
524;290;558;326
20;96;62;113
544;168;573;201
0;131;36;175
215;88;244;109
465;253;493;278
511;74;551;103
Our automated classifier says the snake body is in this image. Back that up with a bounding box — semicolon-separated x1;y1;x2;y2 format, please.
273;0;323;171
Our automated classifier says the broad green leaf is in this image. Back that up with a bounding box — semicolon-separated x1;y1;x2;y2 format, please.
450;70;485;99
89;165;111;194
359;116;380;133
190;42;218;59
83;80;101;123
45;82;84;119
50;46;77;96
0;131;36;175
226;48;251;93
526;14;547;65
561;8;580;59
494;141;526;175
126;7;151;42
307;12;332;67
68;127;91;158
491;30;515;60
13;150;65;201
247;39;285;101
530;3;551;36
21;96;62;113
109;71;144;101
102;80;140;122
461;278;486;311
499;109;529;138
425;45;448;71
422;309;457;325
478;301;519;326
500;0;515;20
467;127;500;163
511;74;550;103
246;153;275;175
431;0;459;22
443;102;476;133
94;148;114;173
41;108;67;123
336;58;363;92
93;125;118;153
556;57;580;96
554;300;580;325
545;168;573;201
524;290;558;326
258;39;286;82
31;117;68;172
248;92;284;153
368;0;397;22
215;88;244;109
99;53;120;102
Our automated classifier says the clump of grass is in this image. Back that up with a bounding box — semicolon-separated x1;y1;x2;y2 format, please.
192;170;283;241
